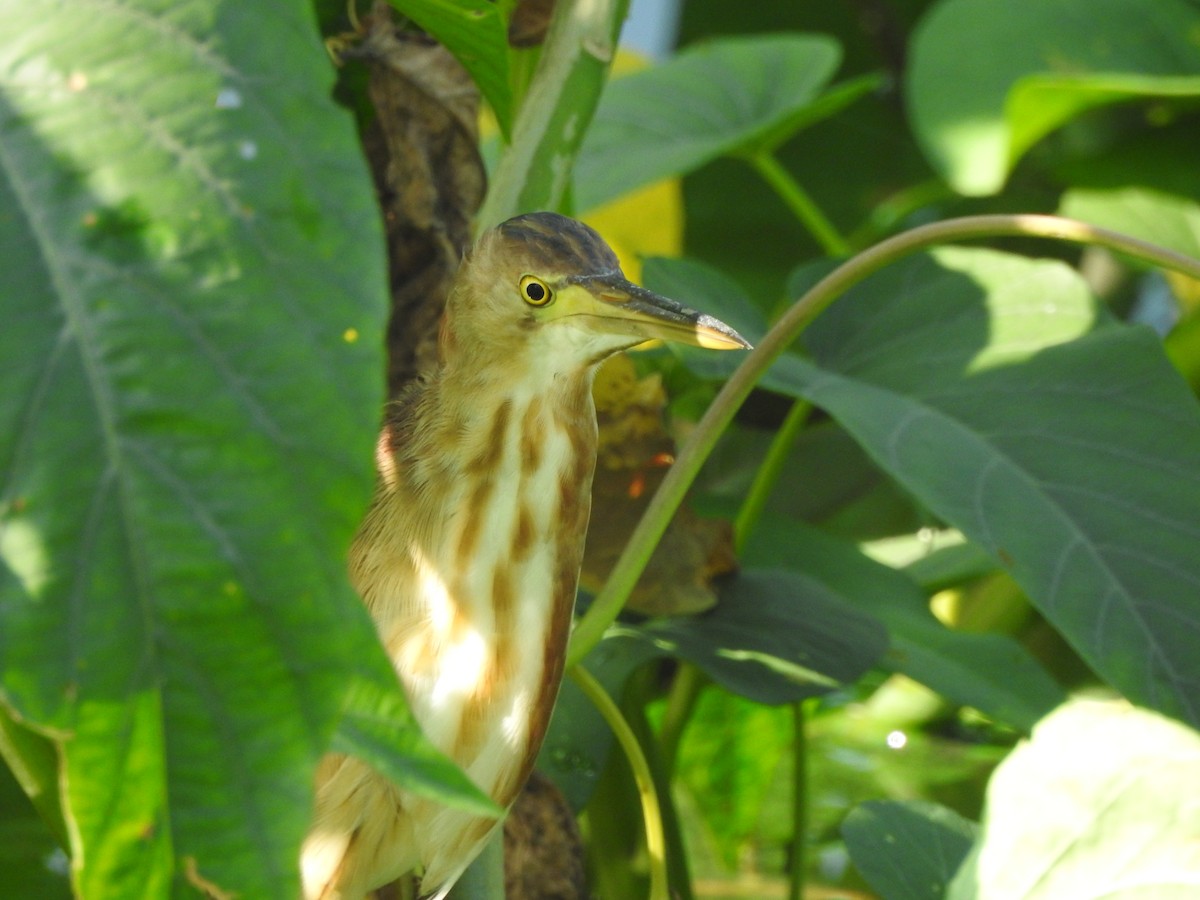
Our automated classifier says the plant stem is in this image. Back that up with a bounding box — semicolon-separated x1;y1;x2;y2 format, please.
788;701;810;900
625;668;695;900
748;152;850;256
657;663;706;781
570;665;669;900
567;215;1200;666
733;399;811;554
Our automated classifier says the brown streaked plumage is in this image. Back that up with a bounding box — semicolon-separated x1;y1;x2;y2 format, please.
301;212;749;899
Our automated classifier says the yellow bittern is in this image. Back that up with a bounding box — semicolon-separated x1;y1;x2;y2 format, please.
301;212;749;899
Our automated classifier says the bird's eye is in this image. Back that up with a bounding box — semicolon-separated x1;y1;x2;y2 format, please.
519;275;553;307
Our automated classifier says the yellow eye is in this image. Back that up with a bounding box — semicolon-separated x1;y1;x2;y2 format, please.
519;274;553;307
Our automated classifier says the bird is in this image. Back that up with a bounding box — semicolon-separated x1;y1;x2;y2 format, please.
300;212;750;899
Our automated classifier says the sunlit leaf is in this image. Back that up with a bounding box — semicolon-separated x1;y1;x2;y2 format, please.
1062;188;1200;261
1056;123;1200;259
908;0;1200;195
672;688;794;868
948;698;1200;899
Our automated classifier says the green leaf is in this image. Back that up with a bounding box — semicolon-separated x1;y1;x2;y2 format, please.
948;698;1200;899
1061;188;1200;261
388;0;513;137
843;799;977;900
618;568;888;706
744;520;1065;731
332;681;500;818
908;0;1200;195
0;2;448;895
770;247;1200;726
575;34;844;211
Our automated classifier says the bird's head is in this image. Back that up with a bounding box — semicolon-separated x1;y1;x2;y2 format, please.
442;212;750;372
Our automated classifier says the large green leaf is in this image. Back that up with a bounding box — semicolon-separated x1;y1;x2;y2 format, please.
948;698;1200;899
767;247;1200;726
616;567;888;706
908;0;1200;195
843;800;978;900
744;520;1064;731
575;34;844;211
542;563;886;805
0;2;477;896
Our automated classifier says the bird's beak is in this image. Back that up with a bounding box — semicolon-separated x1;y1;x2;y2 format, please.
557;273;752;350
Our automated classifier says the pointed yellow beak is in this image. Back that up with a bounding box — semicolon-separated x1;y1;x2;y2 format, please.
551;273;753;351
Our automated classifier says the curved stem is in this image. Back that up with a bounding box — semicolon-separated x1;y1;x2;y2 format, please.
569;666;669;900
656;663;706;782
567;214;1200;665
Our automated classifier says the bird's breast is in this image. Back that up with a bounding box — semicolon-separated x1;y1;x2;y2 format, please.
351;380;597;811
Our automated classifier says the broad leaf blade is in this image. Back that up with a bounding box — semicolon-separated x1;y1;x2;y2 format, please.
0;1;444;895
623;568;888;705
843;799;978;900
575;34;843;211
948;699;1200;899
744;519;1064;731
908;0;1200;195
774;248;1200;726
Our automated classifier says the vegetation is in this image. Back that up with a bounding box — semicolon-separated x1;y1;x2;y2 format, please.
2;0;1199;897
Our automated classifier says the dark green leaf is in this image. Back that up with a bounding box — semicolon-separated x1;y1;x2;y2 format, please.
621;568;888;705
0;760;69;899
576;34;843;211
744;518;1064;731
0;2;451;895
843;799;977;900
771;248;1200;726
948;699;1200;899
908;0;1200;194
